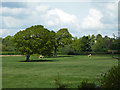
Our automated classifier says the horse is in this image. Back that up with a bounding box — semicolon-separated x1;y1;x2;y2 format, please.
39;55;44;58
88;54;92;57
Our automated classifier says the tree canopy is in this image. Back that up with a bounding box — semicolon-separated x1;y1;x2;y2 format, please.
53;28;72;57
1;25;119;57
14;25;54;62
2;36;15;51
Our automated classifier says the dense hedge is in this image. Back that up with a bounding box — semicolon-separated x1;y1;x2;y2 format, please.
58;52;117;55
1;51;24;55
1;51;119;55
58;49;120;55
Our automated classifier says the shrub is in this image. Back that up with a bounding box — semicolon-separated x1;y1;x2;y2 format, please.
54;73;69;89
54;78;68;89
1;51;23;55
98;65;120;89
78;80;98;89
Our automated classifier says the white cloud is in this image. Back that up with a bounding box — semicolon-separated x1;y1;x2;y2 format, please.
2;0;118;2
1;0;93;2
1;2;118;38
3;16;21;28
44;8;78;26
1;5;49;28
0;28;25;38
0;29;9;37
36;5;50;12
2;4;78;27
1;4;79;35
106;3;117;19
81;8;103;29
1;7;26;15
95;3;117;21
106;3;116;11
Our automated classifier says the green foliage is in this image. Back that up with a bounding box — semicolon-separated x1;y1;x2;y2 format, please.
0;44;2;51
58;45;75;55
53;28;72;57
56;28;72;46
93;36;108;52
0;37;2;43
1;51;23;55
72;38;83;52
1;27;119;55
2;36;16;51
81;36;91;52
78;80;97;89
72;35;92;52
54;73;69;89
98;65;120;88
92;34;118;52
96;34;102;40
14;25;55;61
110;38;120;50
70;34;119;54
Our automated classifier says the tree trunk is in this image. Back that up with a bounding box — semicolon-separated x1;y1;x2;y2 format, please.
26;55;30;62
54;46;57;57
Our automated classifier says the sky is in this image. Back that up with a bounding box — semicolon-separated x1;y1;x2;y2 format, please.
0;0;119;38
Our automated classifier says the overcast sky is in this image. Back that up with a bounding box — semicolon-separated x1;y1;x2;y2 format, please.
0;0;119;38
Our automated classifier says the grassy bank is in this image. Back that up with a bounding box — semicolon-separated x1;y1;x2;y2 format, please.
2;55;118;88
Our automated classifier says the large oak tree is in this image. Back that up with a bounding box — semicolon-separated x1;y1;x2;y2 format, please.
14;25;54;62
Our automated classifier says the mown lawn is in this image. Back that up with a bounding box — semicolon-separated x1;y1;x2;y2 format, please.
2;55;118;88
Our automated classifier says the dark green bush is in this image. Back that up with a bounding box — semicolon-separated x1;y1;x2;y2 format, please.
54;78;68;89
1;51;23;55
98;65;120;89
78;80;98;89
54;73;69;89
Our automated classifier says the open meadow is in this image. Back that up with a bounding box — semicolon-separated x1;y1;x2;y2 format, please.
2;55;118;88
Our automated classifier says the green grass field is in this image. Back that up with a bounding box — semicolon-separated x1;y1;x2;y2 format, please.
2;55;118;88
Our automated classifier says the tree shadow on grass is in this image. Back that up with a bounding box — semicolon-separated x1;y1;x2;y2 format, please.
20;59;59;62
42;55;73;58
56;55;73;58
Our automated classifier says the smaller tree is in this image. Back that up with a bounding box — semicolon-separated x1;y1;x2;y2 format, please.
93;35;108;52
53;28;72;57
90;34;95;51
2;35;15;51
72;38;83;52
110;37;120;61
72;36;92;52
80;36;91;52
96;34;102;40
0;37;2;51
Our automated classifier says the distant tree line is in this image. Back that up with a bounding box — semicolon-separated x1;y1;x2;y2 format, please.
0;25;119;61
58;34;119;55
